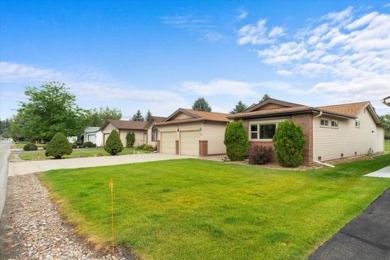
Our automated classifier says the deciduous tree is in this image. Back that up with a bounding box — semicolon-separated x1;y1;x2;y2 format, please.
16;82;85;142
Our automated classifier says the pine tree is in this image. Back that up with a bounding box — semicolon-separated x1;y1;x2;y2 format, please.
230;101;248;114
192;97;212;112
132;110;144;122
145;110;153;121
260;94;270;103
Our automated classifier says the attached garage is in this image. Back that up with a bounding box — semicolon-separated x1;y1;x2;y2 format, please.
160;131;176;154
156;109;228;156
180;130;200;155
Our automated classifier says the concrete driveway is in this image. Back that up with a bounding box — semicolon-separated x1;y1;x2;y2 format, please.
9;153;196;176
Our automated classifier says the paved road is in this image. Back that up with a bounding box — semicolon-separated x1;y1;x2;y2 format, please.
9;153;197;176
309;188;390;259
0;139;11;218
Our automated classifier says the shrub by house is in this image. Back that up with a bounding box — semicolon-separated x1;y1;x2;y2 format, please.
272;120;306;167
45;132;73;159
126;132;135;148
224;121;249;161
104;130;124;155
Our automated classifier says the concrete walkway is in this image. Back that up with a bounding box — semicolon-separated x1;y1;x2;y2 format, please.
365;166;390;178
309;188;390;260
9;153;196;176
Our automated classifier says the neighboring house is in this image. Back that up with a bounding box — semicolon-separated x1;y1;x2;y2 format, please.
155;109;229;156
229;98;384;165
100;120;147;147
145;116;166;148
67;136;78;143
382;96;390;107
82;126;103;146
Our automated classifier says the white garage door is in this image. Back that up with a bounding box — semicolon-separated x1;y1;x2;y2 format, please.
161;132;176;154
180;131;200;156
87;134;96;144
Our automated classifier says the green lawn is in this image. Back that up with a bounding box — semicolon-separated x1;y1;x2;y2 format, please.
40;155;390;259
11;141;45;149
386;140;390;152
19;147;151;160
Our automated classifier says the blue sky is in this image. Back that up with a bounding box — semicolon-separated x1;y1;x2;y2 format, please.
1;0;389;119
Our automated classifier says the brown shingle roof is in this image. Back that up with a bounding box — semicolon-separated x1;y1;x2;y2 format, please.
228;101;371;120
316;102;368;117
156;109;229;126
101;119;147;130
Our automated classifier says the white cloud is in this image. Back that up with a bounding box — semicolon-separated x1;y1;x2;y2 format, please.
238;7;390;109
0;61;62;83
237;19;284;45
268;26;284;38
161;14;222;43
179;79;258;97
237;9;248;20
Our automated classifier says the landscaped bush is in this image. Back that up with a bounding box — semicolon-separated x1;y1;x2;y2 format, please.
23;143;38;151
273;120;306;167
104;130;124;155
224;120;249;161
248;145;274;165
71;142;78;149
126;132;135;148
83;141;96;148
45;132;73;159
137;144;154;151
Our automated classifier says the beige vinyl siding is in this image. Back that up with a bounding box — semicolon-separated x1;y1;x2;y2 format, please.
101;123;118;145
172;113;192;120
119;130;145;147
313;109;384;161
202;123;227;155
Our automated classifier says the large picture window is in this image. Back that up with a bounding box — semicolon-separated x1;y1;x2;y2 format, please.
250;123;277;140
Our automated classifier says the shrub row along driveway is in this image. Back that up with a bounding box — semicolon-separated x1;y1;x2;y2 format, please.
8;153;196;176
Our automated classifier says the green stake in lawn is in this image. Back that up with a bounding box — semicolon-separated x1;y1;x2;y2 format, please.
109;179;115;255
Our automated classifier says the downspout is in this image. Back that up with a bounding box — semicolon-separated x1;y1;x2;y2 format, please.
314;110;323;118
313;160;335;168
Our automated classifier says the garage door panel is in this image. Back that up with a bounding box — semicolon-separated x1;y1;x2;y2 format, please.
180;131;199;156
161;132;176;154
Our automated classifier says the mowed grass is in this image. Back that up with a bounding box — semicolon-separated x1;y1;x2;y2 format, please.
40;155;390;259
18;147;151;160
386;140;390;152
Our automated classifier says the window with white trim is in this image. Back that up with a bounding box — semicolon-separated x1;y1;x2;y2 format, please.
331;120;338;128
355;120;360;128
320;119;329;127
250;123;277;140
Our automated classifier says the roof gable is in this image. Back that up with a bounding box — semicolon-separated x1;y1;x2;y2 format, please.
100;119;147;131
157;109;229;126
246;98;303;112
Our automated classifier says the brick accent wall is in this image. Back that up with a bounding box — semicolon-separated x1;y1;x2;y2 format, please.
175;140;179;155
199;140;208;156
291;114;314;165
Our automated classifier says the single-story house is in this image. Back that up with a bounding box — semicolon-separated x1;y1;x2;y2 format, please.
228;98;384;165
145;116;166;148
155;109;229;156
382;96;390;107
100;120;147;147
82;126;103;146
